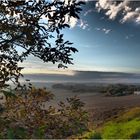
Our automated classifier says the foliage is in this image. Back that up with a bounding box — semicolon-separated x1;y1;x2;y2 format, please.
0;0;85;87
102;84;139;96
0;87;89;139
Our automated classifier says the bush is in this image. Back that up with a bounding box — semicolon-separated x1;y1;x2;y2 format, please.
0;87;89;139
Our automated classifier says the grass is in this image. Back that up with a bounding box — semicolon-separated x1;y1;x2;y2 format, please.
79;130;102;139
102;107;140;139
80;107;140;139
102;118;140;139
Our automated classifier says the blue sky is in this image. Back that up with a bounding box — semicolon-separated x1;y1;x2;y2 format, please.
20;0;140;74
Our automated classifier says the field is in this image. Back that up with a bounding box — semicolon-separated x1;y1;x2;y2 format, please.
50;83;140;139
50;83;140;126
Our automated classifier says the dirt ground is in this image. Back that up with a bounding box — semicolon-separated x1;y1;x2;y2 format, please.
82;94;140;126
50;89;140;126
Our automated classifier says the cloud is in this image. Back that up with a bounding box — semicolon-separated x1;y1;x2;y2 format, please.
19;59;76;75
84;9;95;16
125;34;134;40
121;10;140;24
22;68;76;75
68;17;78;28
65;14;78;28
125;36;129;39
95;27;111;34
95;0;140;24
78;19;89;30
102;28;111;34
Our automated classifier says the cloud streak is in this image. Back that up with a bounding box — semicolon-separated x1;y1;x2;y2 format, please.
78;19;89;30
84;9;95;16
95;27;112;34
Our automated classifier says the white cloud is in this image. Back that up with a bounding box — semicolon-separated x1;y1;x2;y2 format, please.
95;27;111;34
84;9;95;16
19;59;76;75
96;0;140;25
65;14;78;28
125;34;134;40
69;17;78;28
78;19;89;30
102;28;111;34
121;11;138;23
95;27;101;31
125;36;129;39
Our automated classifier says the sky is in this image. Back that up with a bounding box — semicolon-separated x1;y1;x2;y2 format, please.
20;0;140;75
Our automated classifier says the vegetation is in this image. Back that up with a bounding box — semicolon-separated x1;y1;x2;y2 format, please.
0;0;85;87
52;83;104;93
101;84;140;96
102;107;140;139
1;86;140;139
0;1;89;138
0;87;89;139
81;107;140;139
102;119;140;139
1;1;140;138
80;130;102;139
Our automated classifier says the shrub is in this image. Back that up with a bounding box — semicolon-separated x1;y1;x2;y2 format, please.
0;87;89;139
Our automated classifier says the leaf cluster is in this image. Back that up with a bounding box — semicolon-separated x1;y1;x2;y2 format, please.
0;0;85;87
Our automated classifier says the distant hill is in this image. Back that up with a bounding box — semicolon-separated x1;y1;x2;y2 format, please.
21;71;140;84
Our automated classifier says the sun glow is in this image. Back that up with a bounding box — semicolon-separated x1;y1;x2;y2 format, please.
21;68;76;76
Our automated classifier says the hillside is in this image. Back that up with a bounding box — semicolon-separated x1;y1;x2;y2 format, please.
81;107;140;139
